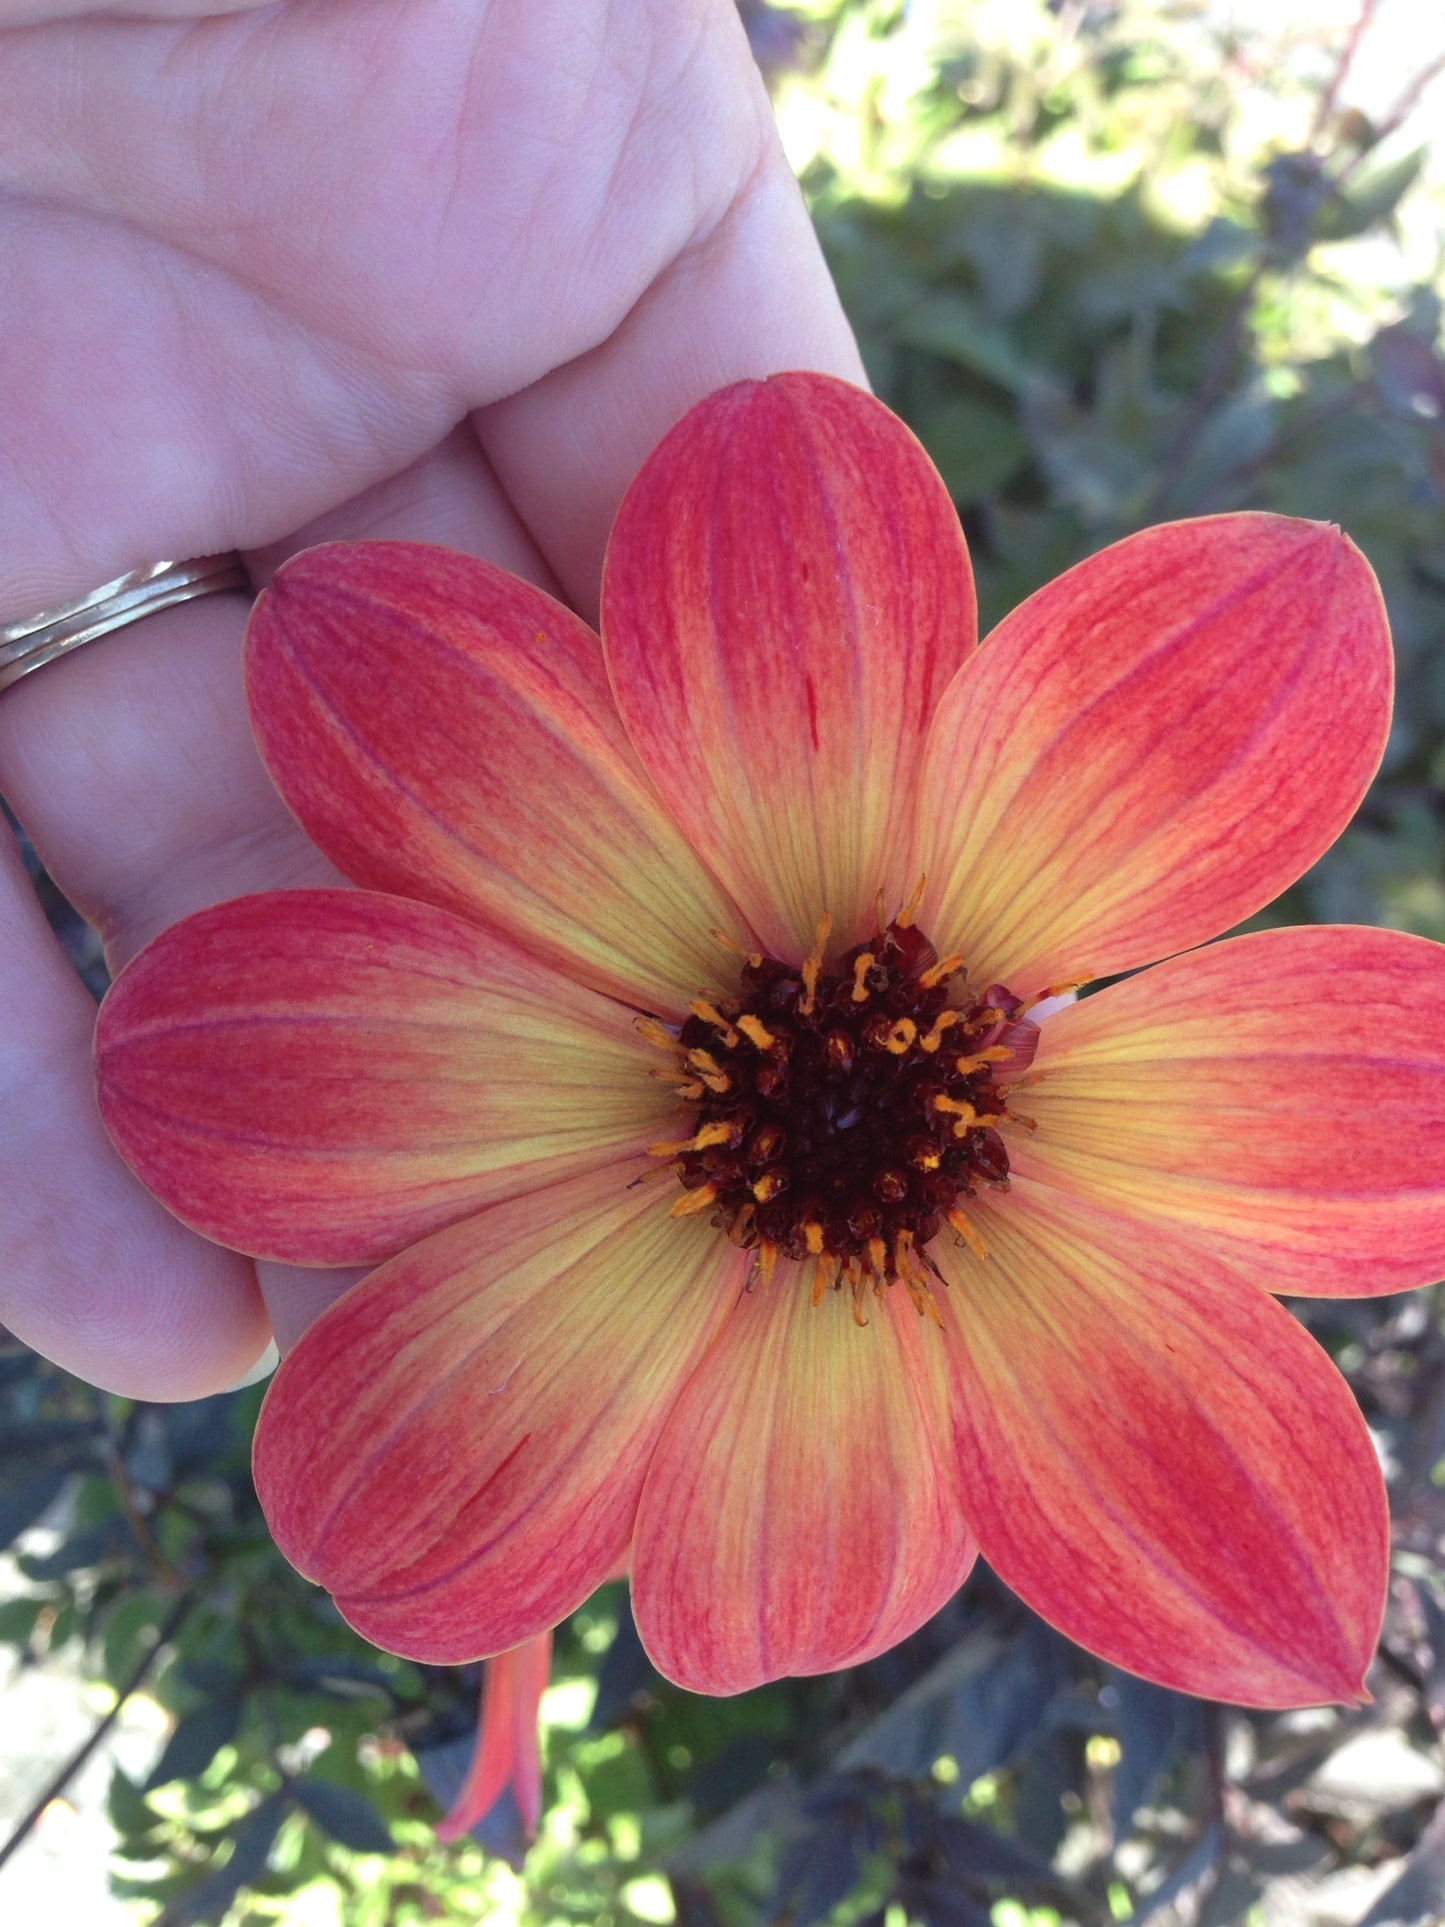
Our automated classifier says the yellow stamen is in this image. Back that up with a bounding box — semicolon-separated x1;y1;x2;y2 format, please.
1021;978;1091;1014
799;912;833;1017
752;1171;784;1202
737;1014;776;1052
933;1095;977;1119
711;927;764;970
851;953;876;1003
910;1142;942;1172
918;953;967;990
689;999;740;1047
953;1046;1011;1075
648;1068;707;1098
897;873;927;928
627;1163;682;1189
947;1206;989;1261
748;1241;779;1291
670;1182;719;1220
804;1221;826;1257
685;1047;732;1092
693;1120;742;1152
851;1273;871;1326
881;1017;917;1055
726;1203;757;1245
635;1016;680;1053
905;1274;946;1327
918;1010;962;1053
867;1235;889;1280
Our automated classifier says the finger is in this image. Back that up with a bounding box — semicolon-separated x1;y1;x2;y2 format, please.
0;432;549;966
0;824;268;1397
0;593;339;968
0;432;550;1395
0;2;267;23
476;51;865;616
246;424;559;595
0;0;831;607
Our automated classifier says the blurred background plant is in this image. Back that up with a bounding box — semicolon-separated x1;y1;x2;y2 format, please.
6;2;1445;1922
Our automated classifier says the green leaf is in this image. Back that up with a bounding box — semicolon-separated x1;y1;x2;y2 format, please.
0;1595;46;1646
1317;147;1426;242
919;394;1031;505
291;1776;395;1855
107;1766;163;1840
144;1697;244;1791
159;1795;286;1927
101;1591;166;1684
0;1469;67;1549
894;293;1034;394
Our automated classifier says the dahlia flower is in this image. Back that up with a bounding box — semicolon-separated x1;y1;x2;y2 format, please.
97;373;1445;1709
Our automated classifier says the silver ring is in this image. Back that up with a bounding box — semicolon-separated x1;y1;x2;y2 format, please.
0;554;250;693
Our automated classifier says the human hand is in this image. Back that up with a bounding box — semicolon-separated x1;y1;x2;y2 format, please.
0;0;863;1396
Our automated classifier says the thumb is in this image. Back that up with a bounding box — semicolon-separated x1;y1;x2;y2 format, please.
0;1;270;24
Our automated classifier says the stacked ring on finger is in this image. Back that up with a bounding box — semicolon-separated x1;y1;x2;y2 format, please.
0;554;249;692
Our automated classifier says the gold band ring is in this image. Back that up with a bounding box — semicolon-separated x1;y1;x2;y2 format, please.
0;555;249;693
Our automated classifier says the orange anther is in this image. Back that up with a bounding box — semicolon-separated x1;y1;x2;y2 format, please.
851;953;877;1003
947;1206;988;1261
919;953;967;991
1021;978;1091;1015
799;912;832;1016
710;927;764;970
737;1014;776;1051
933;1095;976;1119
750;1242;779;1291
953;1046;1011;1074
670;1182;719;1219
919;1010;962;1053
689;1000;740;1047
635;1016;680;1053
896;874;927;928
882;1018;918;1055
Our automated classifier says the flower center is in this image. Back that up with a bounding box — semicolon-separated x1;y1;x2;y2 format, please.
643;903;1031;1324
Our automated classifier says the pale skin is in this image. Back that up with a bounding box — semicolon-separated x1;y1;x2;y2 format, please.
0;0;865;1398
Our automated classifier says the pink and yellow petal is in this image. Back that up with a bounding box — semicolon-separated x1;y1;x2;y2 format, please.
602;373;976;961
436;1631;552;1841
935;1180;1386;1708
246;542;742;1016
631;1271;977;1695
97;890;664;1266
911;515;1391;995
1013;925;1445;1296
252;1161;746;1665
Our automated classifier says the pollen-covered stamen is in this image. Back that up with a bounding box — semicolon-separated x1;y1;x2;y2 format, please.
661;913;1023;1300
